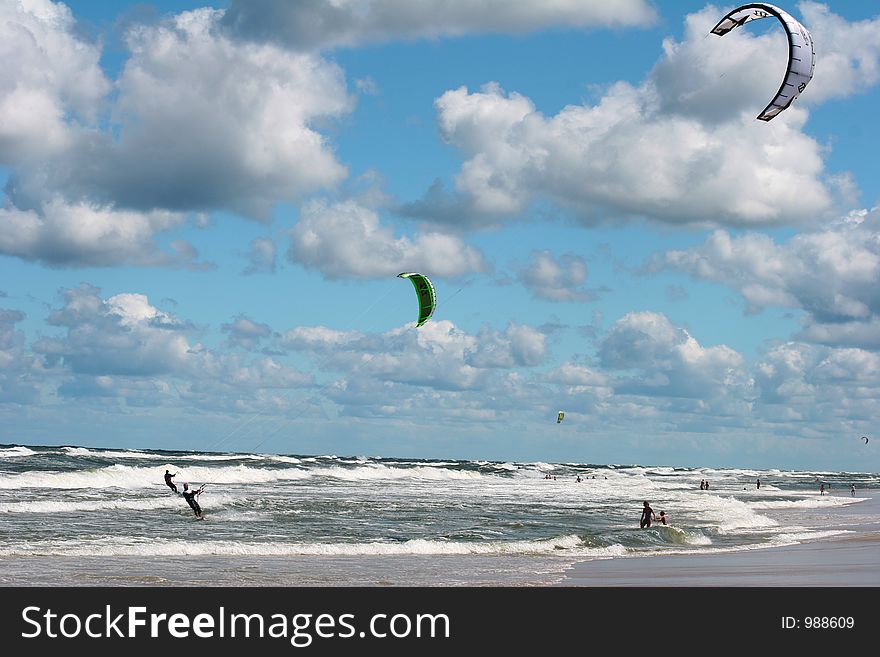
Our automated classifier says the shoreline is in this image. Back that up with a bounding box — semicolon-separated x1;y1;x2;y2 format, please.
557;492;880;587
0;491;876;587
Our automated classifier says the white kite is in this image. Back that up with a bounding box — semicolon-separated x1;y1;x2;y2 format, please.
710;3;815;121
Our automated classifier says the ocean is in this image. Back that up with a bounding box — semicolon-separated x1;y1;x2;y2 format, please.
0;443;876;586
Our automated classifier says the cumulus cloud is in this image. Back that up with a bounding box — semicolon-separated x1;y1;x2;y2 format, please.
753;341;880;431
0;308;41;403
31;285;311;408
466;323;548;368
281;320;550;401
598;311;752;403
222;315;273;350
279;326;365;352
282;320;484;391
546;362;609;388
1;3;354;267
288;199;488;279
34;284;195;376
221;0;656;51
275;313;814;430
652;208;880;348
401;3;880;229
518;250;597;302
0;199;200;268
0;0;109;165
6;8;352;219
796;1;880;103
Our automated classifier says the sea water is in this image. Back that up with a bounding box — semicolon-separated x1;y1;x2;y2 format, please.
0;444;876;586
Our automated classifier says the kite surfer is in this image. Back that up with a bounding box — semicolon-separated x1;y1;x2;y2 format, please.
182;483;205;519
164;470;178;493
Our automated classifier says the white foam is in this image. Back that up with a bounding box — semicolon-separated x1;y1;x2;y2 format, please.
308;464;483;482
768;529;853;546
266;455;302;464
690;495;778;533
0;463;308;490
0;460;489;491
0;497;182;513
0;446;36;458
0;534;629;558
750;497;863;510
62;447;266;461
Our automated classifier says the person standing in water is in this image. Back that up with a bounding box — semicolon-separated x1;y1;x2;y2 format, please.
756;478;761;490
640;501;656;528
658;511;668;525
164;470;178;493
182;483;205;519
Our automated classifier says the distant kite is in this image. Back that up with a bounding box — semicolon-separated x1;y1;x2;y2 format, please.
863;436;869;445
557;411;565;424
710;3;815;121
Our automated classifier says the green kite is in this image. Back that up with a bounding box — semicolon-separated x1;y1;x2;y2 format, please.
398;272;436;328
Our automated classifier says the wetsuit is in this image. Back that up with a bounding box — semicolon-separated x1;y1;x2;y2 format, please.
164;472;177;493
182;488;202;517
640;504;654;528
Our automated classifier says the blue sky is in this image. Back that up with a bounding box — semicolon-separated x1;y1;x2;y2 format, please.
2;0;879;471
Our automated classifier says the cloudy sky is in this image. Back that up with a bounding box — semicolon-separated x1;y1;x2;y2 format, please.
2;0;879;470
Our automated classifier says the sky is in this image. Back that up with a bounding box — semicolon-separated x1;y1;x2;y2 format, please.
1;0;879;471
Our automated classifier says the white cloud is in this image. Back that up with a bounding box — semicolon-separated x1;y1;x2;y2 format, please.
280;326;364;352
654;208;880;348
466;323;548;368
35;285;194;376
222;315;273;350
753;341;880;430
518;250;596;302
1;3;355;267
0;199;196;267
283;320;485;391
16;8;351;219
281;319;550;402
598;311;752;402
288;199;488;279
0;0;109;164
221;0;657;51
0;308;42;403
32;285;311;405
796;1;880;103
404;4;880;229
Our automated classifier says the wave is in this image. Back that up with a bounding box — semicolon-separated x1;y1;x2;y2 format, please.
0;534;630;558
0;446;36;458
0;460;488;490
750;497;864;510
0;497;184;514
655;525;713;546
61;447;269;462
307;463;484;482
768;529;853;546
690;495;778;533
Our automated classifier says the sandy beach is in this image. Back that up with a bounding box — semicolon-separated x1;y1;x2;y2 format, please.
558;492;880;587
